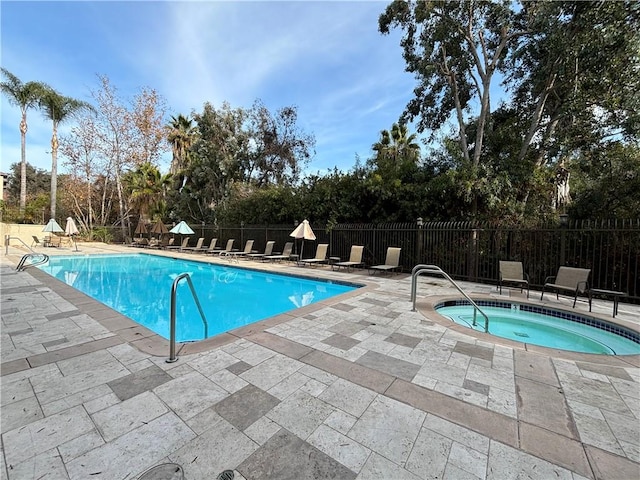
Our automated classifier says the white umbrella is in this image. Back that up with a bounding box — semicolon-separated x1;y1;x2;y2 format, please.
65;217;80;251
290;219;316;259
42;218;64;233
169;220;195;245
169;221;195;235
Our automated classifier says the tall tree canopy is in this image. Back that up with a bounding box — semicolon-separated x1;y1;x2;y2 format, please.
380;0;640;220
0;68;49;218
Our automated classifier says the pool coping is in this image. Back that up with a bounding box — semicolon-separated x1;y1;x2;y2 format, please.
416;295;640;366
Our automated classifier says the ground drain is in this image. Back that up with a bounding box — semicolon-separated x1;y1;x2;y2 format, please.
513;332;530;338
217;470;235;480
138;463;184;480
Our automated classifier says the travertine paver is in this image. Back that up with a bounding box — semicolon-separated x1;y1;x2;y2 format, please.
1;246;639;480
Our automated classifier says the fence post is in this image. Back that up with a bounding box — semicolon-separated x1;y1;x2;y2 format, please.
416;217;424;265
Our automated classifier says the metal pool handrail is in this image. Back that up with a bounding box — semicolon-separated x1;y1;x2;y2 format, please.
410;264;489;332
167;273;209;363
16;253;49;271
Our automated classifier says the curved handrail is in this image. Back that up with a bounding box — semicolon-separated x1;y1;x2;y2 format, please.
410;264;489;332
167;273;209;363
16;253;50;271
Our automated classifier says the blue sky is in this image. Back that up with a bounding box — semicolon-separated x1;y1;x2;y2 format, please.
1;0;420;176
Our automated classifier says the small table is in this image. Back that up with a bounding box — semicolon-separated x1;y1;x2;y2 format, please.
589;289;626;317
289;254;300;265
329;256;341;267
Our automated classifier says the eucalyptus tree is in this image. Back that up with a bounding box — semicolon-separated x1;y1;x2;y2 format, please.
38;87;94;219
0;68;49;218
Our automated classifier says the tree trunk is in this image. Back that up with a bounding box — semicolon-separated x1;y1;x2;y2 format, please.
50;124;59;219
19;113;27;218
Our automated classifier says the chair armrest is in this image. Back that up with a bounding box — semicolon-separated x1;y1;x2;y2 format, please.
544;275;556;284
577;280;588;293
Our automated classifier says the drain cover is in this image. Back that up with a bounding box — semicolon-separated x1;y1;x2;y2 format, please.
138;463;184;480
513;332;530;338
217;471;235;480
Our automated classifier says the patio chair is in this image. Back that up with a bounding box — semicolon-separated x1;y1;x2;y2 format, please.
247;240;275;260
540;266;591;307
264;242;293;262
225;240;255;261
148;236;170;249
498;261;530;298
369;247;401;275
211;239;235;256
166;237;189;251
183;237;205;253
195;238;217;254
299;244;329;267
31;236;42;248
332;245;364;272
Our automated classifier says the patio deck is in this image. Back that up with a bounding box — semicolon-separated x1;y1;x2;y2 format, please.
1;242;639;480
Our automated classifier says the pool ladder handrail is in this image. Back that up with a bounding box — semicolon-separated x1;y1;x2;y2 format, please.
410;264;489;332
167;273;209;363
16;253;50;271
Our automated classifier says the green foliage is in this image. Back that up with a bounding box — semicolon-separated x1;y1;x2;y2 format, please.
569;142;640;219
90;226;113;243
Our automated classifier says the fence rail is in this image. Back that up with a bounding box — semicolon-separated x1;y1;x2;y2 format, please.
107;220;640;303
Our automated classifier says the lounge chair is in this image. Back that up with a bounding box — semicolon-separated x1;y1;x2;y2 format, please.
148;237;170;249
299;244;329;267
31;236;42;248
183;237;205;253
247;240;275;260
498;261;529;298
166;237;189;251
225;240;254;261
369;247;402;275
332;245;364;272
264;242;293;262
211;239;235;256
195;238;217;254
540;266;591;307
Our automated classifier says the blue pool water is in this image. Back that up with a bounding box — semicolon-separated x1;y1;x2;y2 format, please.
39;254;358;342
436;301;640;355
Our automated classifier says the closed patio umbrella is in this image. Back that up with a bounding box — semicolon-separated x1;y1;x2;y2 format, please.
290;219;316;259
150;219;169;236
134;220;148;238
65;217;80;251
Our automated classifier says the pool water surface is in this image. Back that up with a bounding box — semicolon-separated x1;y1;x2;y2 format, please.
39;254;358;342
436;301;639;355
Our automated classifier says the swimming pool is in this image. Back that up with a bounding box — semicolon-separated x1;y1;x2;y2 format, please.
436;300;640;355
39;254;359;342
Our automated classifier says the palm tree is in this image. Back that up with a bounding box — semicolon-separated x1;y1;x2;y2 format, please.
126;162;172;222
38;87;93;219
372;123;421;176
0;68;48;218
166;114;196;180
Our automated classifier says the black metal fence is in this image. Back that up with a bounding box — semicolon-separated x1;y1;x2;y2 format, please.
109;219;639;303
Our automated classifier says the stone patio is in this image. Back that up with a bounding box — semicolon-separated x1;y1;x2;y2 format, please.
1;242;639;480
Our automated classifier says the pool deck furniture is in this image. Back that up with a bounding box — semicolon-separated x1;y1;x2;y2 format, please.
211;239;235;256
166;237;189;251
332;245;364;272
498;261;530;298
183;237;205;253
299;244;329;267
225;240;255;262
369;247;402;275
264;242;294;262
589;288;626;317
194;238;217;254
31;236;43;247
44;235;63;248
247;241;275;260
540;266;591;307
